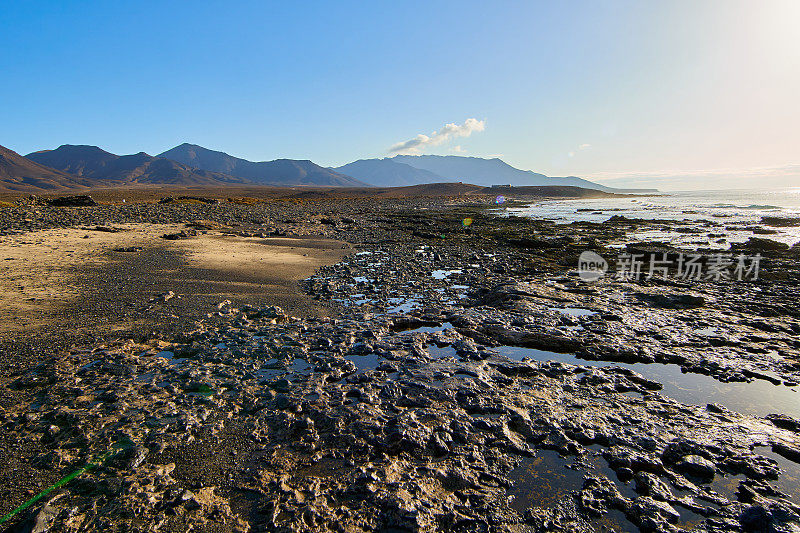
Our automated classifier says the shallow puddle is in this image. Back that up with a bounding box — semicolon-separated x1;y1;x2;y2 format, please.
709;472;746;502
753;445;800;502
427;345;459;359
507;450;583;512
398;322;453;334
694;327;718;336
431;269;462;280
507;449;638;532
345;353;381;372
594;509;638;532
673;502;706;529
550;307;597;317
495;346;800;419
387;298;420;313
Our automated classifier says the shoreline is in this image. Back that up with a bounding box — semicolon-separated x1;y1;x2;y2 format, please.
1;194;799;532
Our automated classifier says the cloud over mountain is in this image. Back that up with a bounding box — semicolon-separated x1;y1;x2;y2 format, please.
388;118;485;155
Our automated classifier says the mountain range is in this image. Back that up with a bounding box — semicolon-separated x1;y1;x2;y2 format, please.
159;144;365;187
0;142;653;193
27;145;249;187
0;145;96;191
335;158;445;187
335;155;650;192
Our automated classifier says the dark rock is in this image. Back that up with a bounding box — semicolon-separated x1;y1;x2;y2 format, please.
47;195;97;207
629;496;681;526
766;414;800;432
634;472;673;501
635;292;705;309
740;505;770;531
761;216;800;227
772;443;800;463
269;378;292;393
661;439;714;465
162;230;197;240
674;454;716;481
159;196;219;204
731;237;790;253
723;454;780;480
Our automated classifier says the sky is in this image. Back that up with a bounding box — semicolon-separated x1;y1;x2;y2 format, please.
2;0;798;190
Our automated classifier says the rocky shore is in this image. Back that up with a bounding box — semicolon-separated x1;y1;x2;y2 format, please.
1;193;799;532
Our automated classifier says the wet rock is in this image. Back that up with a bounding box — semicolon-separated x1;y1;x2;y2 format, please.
771;442;800;463
661;439;714;465
634;472;673;501
740;505;771;531
674;455;716;482
580;475;627;517
732;237;790;253
605;446;664;475
723;454;780;480
760;216;800;227
428;431;451;456
629;496;681;528
7;196;800;532
767;414;800;432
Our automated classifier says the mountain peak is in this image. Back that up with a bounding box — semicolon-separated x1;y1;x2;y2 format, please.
341;153;617;191
25;144;248;186
0;144;94;191
334;158;447;187
53;144;115;155
158;144;368;187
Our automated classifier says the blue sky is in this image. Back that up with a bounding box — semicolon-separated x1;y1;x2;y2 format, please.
2;1;798;189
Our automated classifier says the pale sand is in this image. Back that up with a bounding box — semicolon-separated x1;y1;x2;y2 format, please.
0;224;350;332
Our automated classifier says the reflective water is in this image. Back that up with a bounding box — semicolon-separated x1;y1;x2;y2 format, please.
400;322;453;334
431;269;463;280
753;445;800;502
495;346;800;419
550;307;597;317
507;450;638;532
345;353;380;372
427;345;459;359
503;189;800;249
387;297;420;313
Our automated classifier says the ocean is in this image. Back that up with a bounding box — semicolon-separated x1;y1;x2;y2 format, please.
502;188;800;249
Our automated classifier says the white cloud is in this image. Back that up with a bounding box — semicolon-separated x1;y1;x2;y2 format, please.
388;118;486;154
451;145;466;153
566;143;591;160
